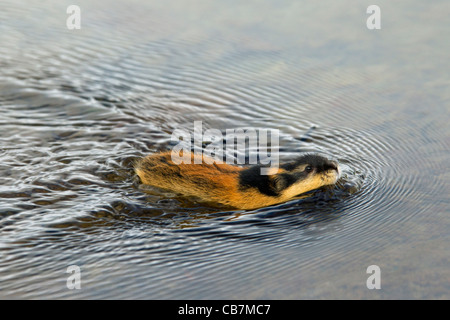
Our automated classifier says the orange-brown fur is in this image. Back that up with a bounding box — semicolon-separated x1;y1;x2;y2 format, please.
135;151;339;210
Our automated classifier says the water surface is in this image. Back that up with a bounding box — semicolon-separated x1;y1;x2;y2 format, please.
0;0;449;299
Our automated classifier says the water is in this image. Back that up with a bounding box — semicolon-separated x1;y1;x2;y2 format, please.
0;0;449;299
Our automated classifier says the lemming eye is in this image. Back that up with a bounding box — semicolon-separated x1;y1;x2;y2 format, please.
305;166;313;172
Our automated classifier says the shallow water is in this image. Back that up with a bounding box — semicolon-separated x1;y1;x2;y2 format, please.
0;0;449;299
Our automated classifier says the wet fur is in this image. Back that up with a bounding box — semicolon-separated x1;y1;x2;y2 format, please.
135;151;339;210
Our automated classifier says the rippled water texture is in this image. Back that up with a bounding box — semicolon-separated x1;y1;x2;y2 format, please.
0;1;449;299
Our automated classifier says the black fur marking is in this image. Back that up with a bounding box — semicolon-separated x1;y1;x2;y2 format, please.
279;162;298;171
284;154;338;174
238;154;337;197
238;165;279;197
277;172;306;190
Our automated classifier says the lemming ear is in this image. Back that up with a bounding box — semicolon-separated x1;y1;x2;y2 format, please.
270;174;288;193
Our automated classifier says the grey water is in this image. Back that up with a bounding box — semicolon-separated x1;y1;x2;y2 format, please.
0;0;449;299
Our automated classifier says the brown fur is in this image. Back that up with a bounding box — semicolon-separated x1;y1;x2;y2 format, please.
135;151;339;210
